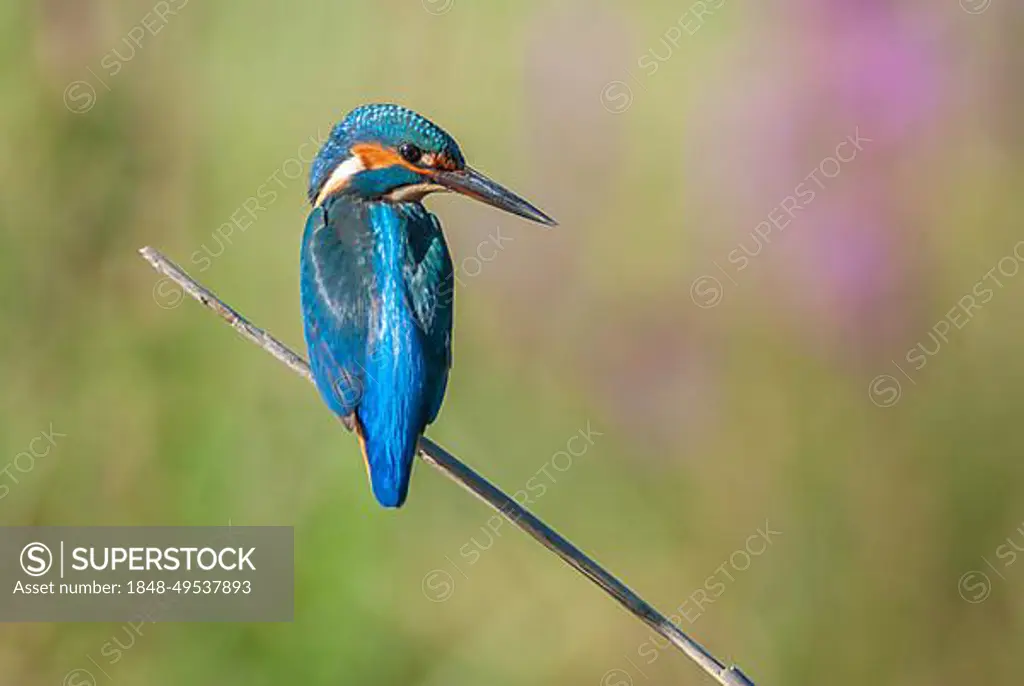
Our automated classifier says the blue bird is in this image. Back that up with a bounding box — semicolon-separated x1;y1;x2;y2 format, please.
302;104;556;508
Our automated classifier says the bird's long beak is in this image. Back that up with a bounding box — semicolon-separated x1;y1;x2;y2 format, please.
433;166;557;226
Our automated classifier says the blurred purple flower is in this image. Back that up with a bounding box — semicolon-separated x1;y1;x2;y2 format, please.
808;0;946;144
687;2;949;351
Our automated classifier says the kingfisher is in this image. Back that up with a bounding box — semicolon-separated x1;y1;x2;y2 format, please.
301;104;556;508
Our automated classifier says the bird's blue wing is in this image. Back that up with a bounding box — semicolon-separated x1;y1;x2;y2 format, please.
300;201;376;420
403;209;454;426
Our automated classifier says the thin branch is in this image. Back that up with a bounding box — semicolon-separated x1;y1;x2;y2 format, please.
139;246;756;686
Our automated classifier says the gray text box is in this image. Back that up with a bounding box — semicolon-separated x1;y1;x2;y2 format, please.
0;527;293;621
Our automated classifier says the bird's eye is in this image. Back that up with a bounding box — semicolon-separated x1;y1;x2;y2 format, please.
399;143;423;164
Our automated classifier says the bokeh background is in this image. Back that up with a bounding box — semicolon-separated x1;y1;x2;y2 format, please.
2;0;1023;683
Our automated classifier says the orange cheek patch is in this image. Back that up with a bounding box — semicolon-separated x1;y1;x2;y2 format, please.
350;142;423;174
422;153;458;171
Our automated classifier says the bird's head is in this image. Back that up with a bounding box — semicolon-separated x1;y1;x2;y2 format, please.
309;104;555;226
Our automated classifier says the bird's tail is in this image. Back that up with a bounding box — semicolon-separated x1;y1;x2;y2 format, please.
351;412;416;508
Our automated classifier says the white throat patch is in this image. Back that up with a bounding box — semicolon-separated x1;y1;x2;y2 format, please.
314;155;366;206
385;182;447;202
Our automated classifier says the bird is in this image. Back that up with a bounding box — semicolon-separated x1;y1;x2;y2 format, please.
301;104;556;508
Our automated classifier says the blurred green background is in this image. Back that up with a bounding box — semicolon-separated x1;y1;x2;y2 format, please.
2;0;1023;684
